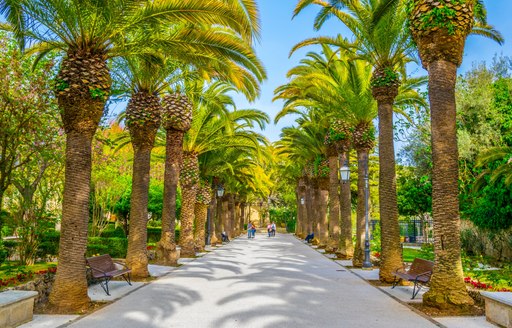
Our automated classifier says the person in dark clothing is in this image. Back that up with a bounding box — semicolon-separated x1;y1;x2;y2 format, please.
305;232;314;243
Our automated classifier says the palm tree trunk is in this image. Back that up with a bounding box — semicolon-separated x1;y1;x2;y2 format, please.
376;94;403;282
49;131;93;311
222;197;229;238
194;203;208;252
318;177;330;247
422;60;473;307
156;129;182;266
305;180;314;236
353;149;368;267
228;194;236;237
338;152;353;258
327;155;340;252
210;196;218;245
126;144;152;278
179;183;197;257
49;52;110;312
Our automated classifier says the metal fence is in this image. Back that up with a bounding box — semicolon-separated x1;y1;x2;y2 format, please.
371;217;434;244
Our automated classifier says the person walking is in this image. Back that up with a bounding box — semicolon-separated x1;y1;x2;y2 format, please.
267;223;272;237
247;222;253;239
271;222;276;237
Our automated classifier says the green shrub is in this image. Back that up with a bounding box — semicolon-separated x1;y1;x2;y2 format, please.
37;229;60;260
87;237;128;258
0;241;7;265
286;220;296;233
100;225;126;238
147;227;161;244
86;244;109;256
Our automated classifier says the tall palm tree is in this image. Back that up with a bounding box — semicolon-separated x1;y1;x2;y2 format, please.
115;57;163;279
178;82;269;256
406;0;503;307
294;0;416;282
157;92;193;266
2;0;264;311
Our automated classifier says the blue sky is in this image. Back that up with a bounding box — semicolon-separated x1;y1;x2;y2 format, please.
231;0;512;142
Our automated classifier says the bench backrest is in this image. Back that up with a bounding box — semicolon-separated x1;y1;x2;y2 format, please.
86;254;116;272
409;258;434;275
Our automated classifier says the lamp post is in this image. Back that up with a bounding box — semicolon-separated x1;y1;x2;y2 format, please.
217;186;225;198
362;159;372;269
339;165;350;184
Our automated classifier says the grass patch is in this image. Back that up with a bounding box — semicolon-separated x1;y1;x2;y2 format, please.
402;247;434;263
0;261;56;280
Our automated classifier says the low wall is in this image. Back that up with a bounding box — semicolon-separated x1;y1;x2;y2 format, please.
461;220;512;261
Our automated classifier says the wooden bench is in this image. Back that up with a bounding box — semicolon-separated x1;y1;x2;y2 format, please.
481;292;512;328
86;254;131;296
392;258;434;299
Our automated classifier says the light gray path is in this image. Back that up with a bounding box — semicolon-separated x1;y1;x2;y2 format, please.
67;234;439;328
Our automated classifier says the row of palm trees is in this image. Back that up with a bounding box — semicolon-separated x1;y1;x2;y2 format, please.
279;0;503;309
0;0;270;313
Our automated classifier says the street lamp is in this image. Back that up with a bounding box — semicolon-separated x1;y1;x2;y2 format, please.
339;165;350;183
361;158;372;269
216;185;224;198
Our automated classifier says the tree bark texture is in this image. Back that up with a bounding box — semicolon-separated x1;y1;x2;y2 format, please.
49;131;93;311
126;145;152;278
305;181;314;235
327;155;340;252
317;178;330;247
156;130;183;266
222;198;230;237
49;52;110;313
376;96;403;282
422;60;473;307
228;194;236;236
209;199;218;245
311;179;320;244
338;152;353;258
194;203;208;252
353;149;368;267
179;184;197;257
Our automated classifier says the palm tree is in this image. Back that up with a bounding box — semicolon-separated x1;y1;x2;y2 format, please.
115;57;163;279
157;92;193;265
178;81;269;256
2;0;265;311
406;0;503;307
330;59;376;267
294;0;416;282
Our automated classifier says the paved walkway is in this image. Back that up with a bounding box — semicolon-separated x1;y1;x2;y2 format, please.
65;234;439;328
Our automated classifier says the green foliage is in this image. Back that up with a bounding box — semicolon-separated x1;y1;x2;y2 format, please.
269;207;296;229
87;237;128;258
90;88;106;100
0;241;7;265
146;227;162;244
468;177;512;230
54;78;69;92
36;229;60;260
402;246;435;263
100;224;126;238
397;167;432;216
370;68;400;88
407;0;467;35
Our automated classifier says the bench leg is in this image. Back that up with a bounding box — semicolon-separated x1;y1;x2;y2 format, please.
122;273;132;286
411;281;422;299
391;277;401;289
99;277;111;296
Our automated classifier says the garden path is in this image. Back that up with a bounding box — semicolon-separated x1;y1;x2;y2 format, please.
65;233;439;328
